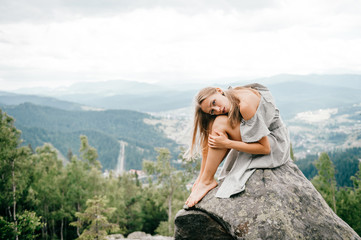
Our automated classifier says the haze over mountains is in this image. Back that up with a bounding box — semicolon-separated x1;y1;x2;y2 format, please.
1;74;361;170
4;74;361;118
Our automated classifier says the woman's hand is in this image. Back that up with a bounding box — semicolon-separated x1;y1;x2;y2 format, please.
208;130;230;149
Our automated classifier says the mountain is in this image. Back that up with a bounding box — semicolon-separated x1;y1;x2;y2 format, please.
5;74;361;117
11;79;199;112
235;74;361;89
0;91;85;111
65;90;199;112
1;103;180;170
267;81;361;119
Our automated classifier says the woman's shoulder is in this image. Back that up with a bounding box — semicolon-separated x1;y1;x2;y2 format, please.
238;91;261;121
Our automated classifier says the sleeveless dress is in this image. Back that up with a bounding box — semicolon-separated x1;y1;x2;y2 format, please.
216;83;291;198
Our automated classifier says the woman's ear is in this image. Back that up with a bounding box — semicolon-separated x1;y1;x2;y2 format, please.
215;88;223;95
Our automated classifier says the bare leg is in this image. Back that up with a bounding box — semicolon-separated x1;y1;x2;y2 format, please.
186;116;234;207
191;121;213;192
186;147;228;207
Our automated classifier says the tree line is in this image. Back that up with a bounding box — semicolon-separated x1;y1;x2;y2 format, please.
0;109;197;239
1;108;361;238
2;103;179;170
310;152;361;235
295;147;361;187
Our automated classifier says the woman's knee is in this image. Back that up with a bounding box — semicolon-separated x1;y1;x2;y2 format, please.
212;115;230;132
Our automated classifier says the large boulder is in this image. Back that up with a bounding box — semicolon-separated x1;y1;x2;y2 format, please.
174;161;360;240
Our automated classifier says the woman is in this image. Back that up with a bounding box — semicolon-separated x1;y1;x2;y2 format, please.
185;83;291;207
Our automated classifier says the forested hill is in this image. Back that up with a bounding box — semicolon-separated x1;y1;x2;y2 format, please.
1;103;179;170
295;147;361;187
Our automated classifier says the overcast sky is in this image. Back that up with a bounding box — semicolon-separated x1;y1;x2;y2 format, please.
1;0;361;91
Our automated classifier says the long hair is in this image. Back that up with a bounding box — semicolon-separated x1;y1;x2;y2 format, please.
189;86;244;157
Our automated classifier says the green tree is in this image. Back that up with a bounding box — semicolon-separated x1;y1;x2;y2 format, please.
64;156;91;238
16;210;43;240
311;152;337;213
67;148;73;161
104;172;127;234
120;172;143;235
65;135;105;238
143;148;189;236
349;161;361;234
0;110;32;240
140;187;167;234
71;196;119;240
334;161;361;236
79;135;101;170
27;144;64;239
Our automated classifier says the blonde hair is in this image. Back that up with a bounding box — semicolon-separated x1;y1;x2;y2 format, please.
189;86;244;157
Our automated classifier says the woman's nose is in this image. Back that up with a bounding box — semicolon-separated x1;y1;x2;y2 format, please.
212;106;221;113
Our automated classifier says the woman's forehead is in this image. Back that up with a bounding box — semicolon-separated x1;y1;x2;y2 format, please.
200;95;214;111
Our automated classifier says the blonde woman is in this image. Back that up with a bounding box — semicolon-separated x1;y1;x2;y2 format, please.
185;83;291;207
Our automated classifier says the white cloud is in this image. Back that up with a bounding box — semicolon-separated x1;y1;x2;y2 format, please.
0;0;361;90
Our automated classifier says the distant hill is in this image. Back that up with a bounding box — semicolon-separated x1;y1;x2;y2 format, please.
231;74;361;119
2;103;180;170
267;81;361;119
70;90;199;112
5;74;361;118
235;74;361;89
0;91;85;111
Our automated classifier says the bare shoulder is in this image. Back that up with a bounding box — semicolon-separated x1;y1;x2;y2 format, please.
239;101;256;121
237;89;261;121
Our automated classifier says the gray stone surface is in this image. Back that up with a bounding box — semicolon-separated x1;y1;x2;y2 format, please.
174;161;361;240
127;231;150;239
107;232;174;240
106;233;125;240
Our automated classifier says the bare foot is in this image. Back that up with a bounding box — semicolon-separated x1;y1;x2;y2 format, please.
191;175;202;192
185;179;218;207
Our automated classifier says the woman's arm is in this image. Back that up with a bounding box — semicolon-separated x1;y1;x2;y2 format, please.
208;131;271;155
207;92;270;155
226;135;270;154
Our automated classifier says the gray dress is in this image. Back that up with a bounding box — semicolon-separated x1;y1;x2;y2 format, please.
216;83;291;198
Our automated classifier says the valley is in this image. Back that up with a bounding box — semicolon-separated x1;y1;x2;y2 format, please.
149;103;361;160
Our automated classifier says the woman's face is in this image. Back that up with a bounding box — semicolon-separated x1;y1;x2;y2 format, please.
200;90;230;116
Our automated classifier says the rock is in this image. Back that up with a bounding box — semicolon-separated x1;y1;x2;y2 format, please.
140;236;174;240
106;233;125;240
174;161;361;240
107;232;173;240
127;231;151;239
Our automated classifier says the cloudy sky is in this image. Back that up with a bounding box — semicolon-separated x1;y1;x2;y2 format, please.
1;0;361;91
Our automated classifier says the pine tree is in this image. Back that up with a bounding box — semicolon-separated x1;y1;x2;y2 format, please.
67;148;73;161
143;148;188;236
349;161;361;234
70;196;119;240
311;152;337;213
79;135;101;169
65;135;105;237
